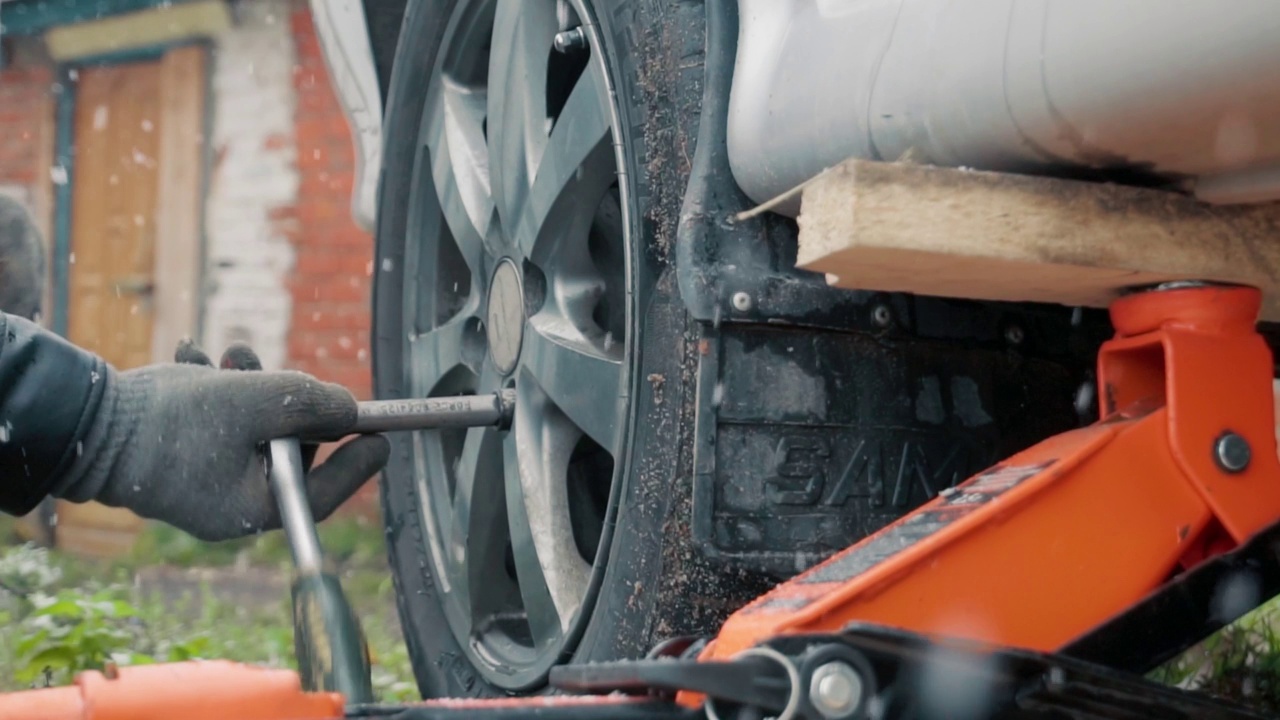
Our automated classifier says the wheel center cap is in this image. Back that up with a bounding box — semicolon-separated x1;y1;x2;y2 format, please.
487;259;525;374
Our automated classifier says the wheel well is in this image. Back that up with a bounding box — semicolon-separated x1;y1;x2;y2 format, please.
361;0;410;105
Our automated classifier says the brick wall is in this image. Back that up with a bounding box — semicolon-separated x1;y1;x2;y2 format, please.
286;0;374;402
203;0;374;399
201;0;298;371
0;65;51;192
0;57;55;320
288;0;379;516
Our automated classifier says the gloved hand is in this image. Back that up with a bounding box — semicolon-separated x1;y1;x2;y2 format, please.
53;339;390;541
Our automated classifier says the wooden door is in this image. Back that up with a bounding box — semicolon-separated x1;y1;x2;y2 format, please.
59;60;163;557
67;60;161;370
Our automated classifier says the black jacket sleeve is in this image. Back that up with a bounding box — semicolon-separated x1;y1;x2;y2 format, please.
0;312;107;516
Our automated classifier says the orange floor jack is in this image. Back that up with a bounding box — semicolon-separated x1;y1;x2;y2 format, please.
4;282;1280;719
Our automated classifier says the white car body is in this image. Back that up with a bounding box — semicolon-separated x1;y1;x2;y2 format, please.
313;0;1280;227
306;0;383;232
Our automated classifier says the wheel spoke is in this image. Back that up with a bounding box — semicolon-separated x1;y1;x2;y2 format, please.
450;427;507;621
422;81;497;269
518;64;613;261
407;310;480;395
504;426;582;647
487;0;557;238
522;314;624;454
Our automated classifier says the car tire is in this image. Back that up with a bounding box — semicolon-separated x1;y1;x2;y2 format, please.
371;0;762;698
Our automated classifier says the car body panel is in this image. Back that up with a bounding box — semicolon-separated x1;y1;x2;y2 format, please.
727;0;1280;216
307;0;383;231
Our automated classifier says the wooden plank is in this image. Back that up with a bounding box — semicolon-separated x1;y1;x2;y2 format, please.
43;1;231;62
151;45;207;364
795;159;1280;321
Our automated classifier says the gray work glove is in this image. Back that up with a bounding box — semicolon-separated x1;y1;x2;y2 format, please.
54;340;390;541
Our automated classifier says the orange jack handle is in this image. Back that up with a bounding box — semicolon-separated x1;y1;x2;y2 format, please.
0;661;344;720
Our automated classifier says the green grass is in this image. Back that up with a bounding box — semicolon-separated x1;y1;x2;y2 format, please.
0;514;417;702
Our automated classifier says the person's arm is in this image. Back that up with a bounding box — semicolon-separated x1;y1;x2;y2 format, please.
0;312;108;516
0;311;389;540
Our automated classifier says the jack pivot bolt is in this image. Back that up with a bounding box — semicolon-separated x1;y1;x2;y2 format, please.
809;661;864;719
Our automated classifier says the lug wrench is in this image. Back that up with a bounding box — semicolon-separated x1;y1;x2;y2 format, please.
266;389;515;704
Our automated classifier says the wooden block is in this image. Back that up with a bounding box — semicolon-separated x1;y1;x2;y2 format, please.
795;159;1280;321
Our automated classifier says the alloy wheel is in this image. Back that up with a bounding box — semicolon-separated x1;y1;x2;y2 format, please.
400;0;631;690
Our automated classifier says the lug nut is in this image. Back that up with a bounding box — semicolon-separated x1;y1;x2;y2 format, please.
1214;432;1251;474
809;661;863;719
553;27;588;53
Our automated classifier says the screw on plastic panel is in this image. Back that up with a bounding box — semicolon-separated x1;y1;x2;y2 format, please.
871;304;892;327
732;292;754;312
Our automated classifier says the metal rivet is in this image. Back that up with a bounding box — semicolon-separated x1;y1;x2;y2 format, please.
732;292;753;312
553;27;587;53
1005;324;1025;345
871;304;892;328
809;662;863;719
1214;432;1251;474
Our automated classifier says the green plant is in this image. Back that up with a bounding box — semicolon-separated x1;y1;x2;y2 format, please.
0;543;62;597
14;588;150;685
0;527;411;700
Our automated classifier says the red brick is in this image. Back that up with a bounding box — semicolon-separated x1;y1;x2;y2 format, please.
297;199;345;225
293;69;321;91
293;29;322;52
263;133;291;151
299;171;355;197
0;64;47;189
305;227;373;249
297;88;337;113
327;114;352;137
266;205;297;223
292;247;369;275
289;276;371;303
295;117;330;144
290;10;316;39
296;145;328;171
291;304;370;332
288;358;372;394
289;331;371;364
286;3;376;402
